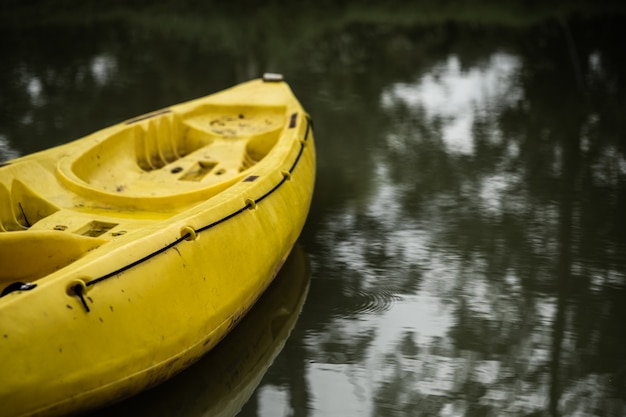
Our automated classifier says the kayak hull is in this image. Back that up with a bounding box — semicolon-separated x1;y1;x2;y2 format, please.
0;76;315;417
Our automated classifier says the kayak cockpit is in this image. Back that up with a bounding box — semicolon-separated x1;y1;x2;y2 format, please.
57;104;286;209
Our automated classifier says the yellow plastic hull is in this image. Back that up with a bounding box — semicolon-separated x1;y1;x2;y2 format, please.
0;75;315;417
96;244;310;417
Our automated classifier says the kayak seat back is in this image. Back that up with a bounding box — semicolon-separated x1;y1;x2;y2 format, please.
0;230;104;285
0;181;24;232
0;179;59;232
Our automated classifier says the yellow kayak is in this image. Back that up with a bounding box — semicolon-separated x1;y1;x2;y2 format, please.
0;74;315;417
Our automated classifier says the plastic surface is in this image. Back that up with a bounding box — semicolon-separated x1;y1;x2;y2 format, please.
0;78;315;417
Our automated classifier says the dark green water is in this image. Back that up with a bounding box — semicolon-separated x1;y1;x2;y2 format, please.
2;2;626;416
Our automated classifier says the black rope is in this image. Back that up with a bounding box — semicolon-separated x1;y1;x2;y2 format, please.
86;235;189;287
72;284;91;313
195;204;251;235
81;116;312;297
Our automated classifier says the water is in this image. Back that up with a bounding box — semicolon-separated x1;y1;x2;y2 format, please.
2;2;626;416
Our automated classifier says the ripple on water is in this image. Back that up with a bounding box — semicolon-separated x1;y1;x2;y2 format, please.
333;286;404;317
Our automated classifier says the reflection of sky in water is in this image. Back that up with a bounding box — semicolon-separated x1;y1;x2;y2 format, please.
264;52;621;417
26;76;44;106
297;53;521;416
0;134;20;161
18;53;117;111
381;53;522;155
301;170;532;416
90;54;117;86
8;54;118;135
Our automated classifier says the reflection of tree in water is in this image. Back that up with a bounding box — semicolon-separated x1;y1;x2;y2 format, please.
300;14;626;417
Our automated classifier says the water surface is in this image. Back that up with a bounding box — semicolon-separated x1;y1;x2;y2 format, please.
1;3;626;416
